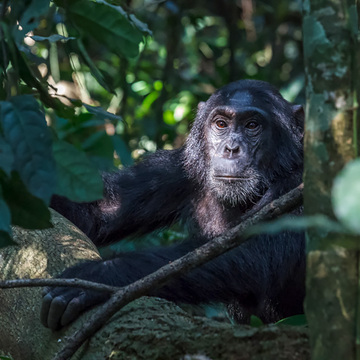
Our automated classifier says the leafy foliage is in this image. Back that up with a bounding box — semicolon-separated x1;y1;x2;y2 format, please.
0;0;147;246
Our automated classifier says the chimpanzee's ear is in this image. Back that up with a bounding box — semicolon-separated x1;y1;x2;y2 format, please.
292;104;304;133
197;101;205;111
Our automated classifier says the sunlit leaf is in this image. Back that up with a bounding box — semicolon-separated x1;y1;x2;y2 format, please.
57;0;145;58
96;0;152;36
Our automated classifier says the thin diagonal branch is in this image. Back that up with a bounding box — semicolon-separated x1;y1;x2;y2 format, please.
0;278;118;293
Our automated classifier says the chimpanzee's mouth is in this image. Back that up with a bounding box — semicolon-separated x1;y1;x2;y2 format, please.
214;175;248;181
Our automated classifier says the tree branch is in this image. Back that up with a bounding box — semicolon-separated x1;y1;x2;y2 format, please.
0;278;117;293
53;183;304;360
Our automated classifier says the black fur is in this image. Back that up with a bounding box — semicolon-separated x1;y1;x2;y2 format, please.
41;80;305;330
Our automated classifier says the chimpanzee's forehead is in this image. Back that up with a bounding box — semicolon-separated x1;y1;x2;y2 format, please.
205;82;281;117
224;89;269;109
205;88;272;120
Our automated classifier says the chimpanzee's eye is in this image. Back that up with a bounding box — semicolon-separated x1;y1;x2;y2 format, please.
245;121;259;130
215;120;228;129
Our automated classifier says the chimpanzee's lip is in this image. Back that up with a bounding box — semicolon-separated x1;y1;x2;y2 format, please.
214;175;247;181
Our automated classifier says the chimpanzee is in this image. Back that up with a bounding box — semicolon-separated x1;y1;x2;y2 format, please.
41;80;305;330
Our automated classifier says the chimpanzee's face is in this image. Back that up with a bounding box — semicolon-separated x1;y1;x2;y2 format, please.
205;89;272;207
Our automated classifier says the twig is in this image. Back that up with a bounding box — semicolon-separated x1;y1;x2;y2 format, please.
0;278;118;293
53;183;304;360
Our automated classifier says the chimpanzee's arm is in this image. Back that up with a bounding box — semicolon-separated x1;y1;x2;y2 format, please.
41;231;305;330
51;148;192;245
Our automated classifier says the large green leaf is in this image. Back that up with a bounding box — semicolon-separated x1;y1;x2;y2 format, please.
81;131;114;159
1;172;52;229
58;0;145;58
53;140;103;202
332;159;360;233
0;95;56;204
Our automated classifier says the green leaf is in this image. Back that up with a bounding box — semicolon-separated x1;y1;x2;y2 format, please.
81;131;114;160
53;140;103;202
0;96;56;204
16;49;75;118
332;159;360;234
276;314;307;326
2;172;52;229
250;315;263;327
0;136;14;176
112;134;133;166
92;0;151;35
59;0;144;58
83;104;123;122
76;39;116;94
128;13;152;36
31;34;76;42
11;0;51;44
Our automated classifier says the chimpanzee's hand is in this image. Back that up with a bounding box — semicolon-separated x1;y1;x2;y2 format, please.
40;260;112;331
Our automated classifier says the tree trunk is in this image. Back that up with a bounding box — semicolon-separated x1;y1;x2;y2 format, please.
303;1;360;359
0;210;309;360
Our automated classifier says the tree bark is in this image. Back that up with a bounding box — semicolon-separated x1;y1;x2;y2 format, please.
0;209;101;359
303;1;360;359
0;210;309;360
